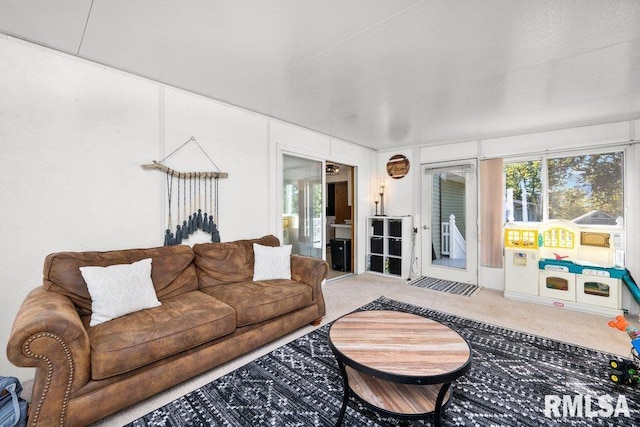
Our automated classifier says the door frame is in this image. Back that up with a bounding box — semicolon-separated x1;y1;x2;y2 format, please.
325;162;357;277
279;151;358;272
421;159;478;285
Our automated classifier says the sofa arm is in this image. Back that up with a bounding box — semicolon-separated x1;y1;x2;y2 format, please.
7;287;91;426
290;255;328;319
291;254;328;288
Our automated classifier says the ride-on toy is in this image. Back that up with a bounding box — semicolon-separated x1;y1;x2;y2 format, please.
609;358;639;384
609;341;640;385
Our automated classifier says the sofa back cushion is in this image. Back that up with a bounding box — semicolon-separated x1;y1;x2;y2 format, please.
43;245;197;315
194;235;280;288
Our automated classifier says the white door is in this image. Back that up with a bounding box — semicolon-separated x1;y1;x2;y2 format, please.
421;160;478;285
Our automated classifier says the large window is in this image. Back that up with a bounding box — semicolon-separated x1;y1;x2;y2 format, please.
504;151;624;226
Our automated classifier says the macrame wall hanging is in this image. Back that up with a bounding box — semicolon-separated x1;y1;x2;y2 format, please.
141;137;228;246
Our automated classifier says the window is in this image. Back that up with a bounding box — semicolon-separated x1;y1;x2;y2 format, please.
504;160;542;222
548;152;623;225
504;151;624;226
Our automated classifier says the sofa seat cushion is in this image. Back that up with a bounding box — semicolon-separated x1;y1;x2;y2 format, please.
200;280;312;327
88;291;236;380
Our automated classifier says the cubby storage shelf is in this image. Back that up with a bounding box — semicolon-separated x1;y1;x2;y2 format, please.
366;216;413;279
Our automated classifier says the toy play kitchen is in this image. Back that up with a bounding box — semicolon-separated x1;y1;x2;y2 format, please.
504;220;640;316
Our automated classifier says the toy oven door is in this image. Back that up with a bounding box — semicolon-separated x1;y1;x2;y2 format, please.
575;274;621;309
539;270;575;301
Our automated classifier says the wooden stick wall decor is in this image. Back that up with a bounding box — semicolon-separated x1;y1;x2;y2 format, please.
141;137;227;246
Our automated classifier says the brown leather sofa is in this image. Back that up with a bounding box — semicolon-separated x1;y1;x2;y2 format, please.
7;235;328;426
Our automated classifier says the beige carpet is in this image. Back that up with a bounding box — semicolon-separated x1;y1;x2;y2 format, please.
93;273;637;426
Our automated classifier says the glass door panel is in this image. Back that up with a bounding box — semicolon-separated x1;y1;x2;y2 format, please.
421;161;478;285
282;155;323;258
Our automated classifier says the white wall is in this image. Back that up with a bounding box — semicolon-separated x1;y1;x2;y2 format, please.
0;37;375;381
1;37;161;381
162;87;272;241
376;149;415;218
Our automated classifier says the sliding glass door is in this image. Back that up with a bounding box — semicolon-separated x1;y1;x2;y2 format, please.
282;154;323;258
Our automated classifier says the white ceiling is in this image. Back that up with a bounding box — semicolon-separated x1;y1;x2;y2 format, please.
2;0;640;150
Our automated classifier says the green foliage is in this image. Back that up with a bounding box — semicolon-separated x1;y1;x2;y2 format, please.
504;160;542;201
504;160;542;220
505;152;623;223
283;181;323;218
548;152;623;220
313;183;323;217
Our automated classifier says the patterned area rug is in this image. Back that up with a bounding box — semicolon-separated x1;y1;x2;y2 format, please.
407;276;480;296
127;297;638;426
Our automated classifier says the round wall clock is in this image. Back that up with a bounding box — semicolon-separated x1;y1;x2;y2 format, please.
386;154;410;179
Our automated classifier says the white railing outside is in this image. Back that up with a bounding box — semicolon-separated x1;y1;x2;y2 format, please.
312;217;322;248
441;221;451;255
441;214;466;259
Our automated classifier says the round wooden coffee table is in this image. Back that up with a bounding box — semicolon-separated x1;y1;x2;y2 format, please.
328;310;472;426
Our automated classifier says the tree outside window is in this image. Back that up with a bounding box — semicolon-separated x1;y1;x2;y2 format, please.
548;152;623;225
504;160;542;222
504;151;624;226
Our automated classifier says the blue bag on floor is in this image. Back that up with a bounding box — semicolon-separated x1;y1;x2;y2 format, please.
0;377;27;427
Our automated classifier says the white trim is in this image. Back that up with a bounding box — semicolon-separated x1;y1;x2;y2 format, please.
504;291;623;318
423;164;474;175
481;121;631;159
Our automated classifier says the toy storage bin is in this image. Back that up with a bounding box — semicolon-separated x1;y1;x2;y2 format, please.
370;237;383;254
388;257;402;275
388;238;402;256
389;220;403;237
369;255;383;273
372;220;384;236
539;270;575;301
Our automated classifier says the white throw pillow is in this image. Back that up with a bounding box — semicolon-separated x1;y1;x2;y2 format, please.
79;258;161;327
253;243;292;280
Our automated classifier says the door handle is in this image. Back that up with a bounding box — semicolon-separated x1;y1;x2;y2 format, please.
423;225;429;230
